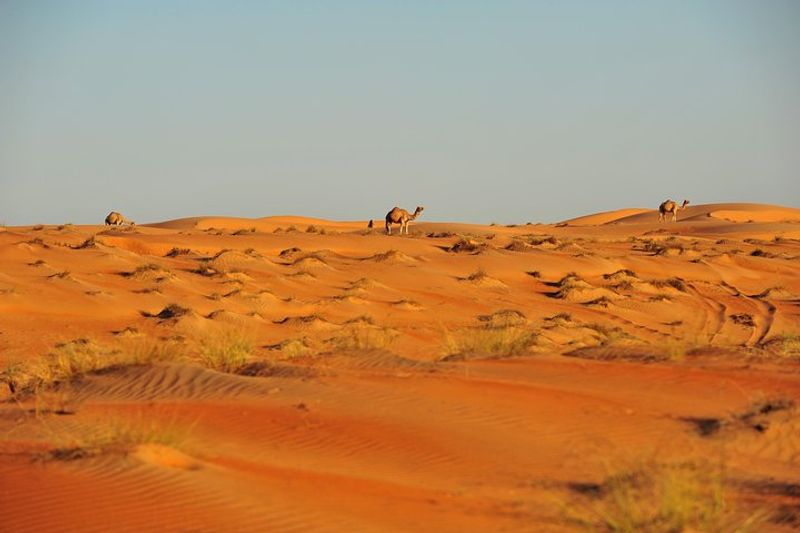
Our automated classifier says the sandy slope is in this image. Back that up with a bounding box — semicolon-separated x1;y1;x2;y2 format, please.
1;203;799;531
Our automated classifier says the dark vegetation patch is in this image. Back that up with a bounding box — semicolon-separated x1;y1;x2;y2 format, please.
165;247;192;257
142;304;191;320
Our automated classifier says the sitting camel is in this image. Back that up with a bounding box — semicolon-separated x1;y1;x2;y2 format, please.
385;206;424;235
658;199;689;223
105;211;135;226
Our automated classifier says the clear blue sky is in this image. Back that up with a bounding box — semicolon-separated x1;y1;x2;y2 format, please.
1;1;798;225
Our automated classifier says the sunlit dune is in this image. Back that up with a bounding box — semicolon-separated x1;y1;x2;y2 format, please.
2;202;799;531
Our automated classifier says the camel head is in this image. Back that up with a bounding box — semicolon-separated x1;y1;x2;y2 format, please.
413;206;424;217
680;200;690;209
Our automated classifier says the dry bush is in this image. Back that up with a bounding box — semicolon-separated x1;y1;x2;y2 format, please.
564;457;766;532
650;278;688;292
477;309;528;329
195;328;255;373
122;263;172;282
232;227;256;235
761;334;800;359
266;337;315;358
306;225;327;234
441;322;537;361
142;303;191;320
447;238;486;254
165;247;192;257
328;324;398;352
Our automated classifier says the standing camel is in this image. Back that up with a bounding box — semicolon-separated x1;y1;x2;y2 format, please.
105;211;135;226
385;206;424;235
658;200;689;222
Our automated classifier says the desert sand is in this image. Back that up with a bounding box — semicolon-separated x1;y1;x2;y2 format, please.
1;203;799;531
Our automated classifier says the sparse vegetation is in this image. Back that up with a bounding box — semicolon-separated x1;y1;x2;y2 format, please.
232;227;256;235
441;321;537;361
196;328;255;373
447;238;486;254
564;457;765;532
142;303;191;320
40;412;192;461
165;247;192;257
328;324;398;352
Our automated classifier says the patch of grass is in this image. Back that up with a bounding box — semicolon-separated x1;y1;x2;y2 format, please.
48;270;72;280
40;411;192;461
730;313;755;327
122;263;172;282
564;457;765;532
32;224;44;231
266;337;315;358
196;328;254;373
441;323;537;361
529;235;558;246
142;303;191;320
477;309;527;328
232;227;256;235
466;268;489;282
306;224;327;234
72;236;98;249
165;247;192;257
762;334;800;359
447;238;486;254
651;277;688;292
328;324;398;352
26;237;50;248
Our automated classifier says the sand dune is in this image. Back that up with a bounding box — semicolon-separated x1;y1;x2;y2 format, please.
1;203;799;531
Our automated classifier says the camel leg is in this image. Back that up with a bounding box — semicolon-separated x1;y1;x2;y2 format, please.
386;222;391;235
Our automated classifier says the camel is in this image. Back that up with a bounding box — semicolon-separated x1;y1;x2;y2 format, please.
105;211;135;226
658;199;689;222
385;206;424;235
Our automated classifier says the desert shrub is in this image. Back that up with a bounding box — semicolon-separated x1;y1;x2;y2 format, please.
467;268;489;282
441;323;537;361
762;334;800;359
41;412;192;461
328;324;398;352
165;247;191;257
196;328;254;373
448;238;485;254
477;309;528;329
232;227;256;235
651;278;687;292
122;263;172;282
143;303;191;320
564;457;765;532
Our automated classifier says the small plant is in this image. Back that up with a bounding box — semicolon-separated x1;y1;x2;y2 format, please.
467;268;489;282
122;263;172;282
196;328;254;373
564;457;765;532
232;227;256;235
72;236;98;249
40;411;192;461
448;238;485;254
306;225;327;234
32;224;44;231
328;324;398;352
441;323;537;361
165;247;192;257
143;303;191;320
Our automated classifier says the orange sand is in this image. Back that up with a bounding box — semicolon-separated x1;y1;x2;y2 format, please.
1;203;799;531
